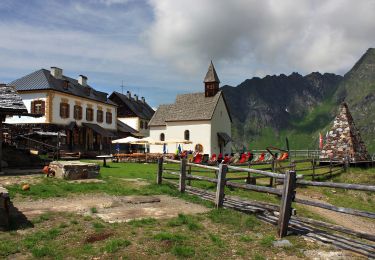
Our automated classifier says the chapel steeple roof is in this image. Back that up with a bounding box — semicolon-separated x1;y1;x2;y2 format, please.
204;61;220;83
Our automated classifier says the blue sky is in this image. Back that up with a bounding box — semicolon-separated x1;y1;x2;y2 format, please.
1;0;375;108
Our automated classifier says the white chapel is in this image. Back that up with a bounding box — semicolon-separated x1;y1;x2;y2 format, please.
149;62;232;155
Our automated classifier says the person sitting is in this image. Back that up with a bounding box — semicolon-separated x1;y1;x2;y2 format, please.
231;153;240;164
193;153;203;164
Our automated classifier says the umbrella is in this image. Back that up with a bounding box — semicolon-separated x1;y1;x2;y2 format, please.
159;138;192;144
112;136;140;144
133;137;159;145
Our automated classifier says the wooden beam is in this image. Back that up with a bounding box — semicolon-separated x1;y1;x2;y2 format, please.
295;198;375;219
225;181;282;196
295;180;375;192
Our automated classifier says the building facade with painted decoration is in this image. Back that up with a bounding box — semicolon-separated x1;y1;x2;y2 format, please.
5;67;120;153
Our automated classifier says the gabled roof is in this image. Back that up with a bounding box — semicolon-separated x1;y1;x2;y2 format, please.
0;84;27;115
117;119;138;134
109;91;154;120
149;91;231;126
9;69;116;106
149;104;174;126
204;61;220;83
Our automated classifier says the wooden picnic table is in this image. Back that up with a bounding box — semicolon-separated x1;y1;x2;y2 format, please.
96;155;113;167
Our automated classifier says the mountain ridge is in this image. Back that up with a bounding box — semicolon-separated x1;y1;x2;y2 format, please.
222;48;375;153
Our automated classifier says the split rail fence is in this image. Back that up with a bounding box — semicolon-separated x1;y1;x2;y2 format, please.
156;157;375;256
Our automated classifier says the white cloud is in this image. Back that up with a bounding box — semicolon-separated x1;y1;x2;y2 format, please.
146;0;375;77
1;0;375;107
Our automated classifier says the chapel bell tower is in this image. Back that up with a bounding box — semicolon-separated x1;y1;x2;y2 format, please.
204;61;220;97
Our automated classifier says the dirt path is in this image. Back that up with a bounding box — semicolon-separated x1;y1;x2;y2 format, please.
11;194;209;223
296;193;375;234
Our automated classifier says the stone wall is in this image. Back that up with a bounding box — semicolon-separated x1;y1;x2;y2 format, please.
320;103;370;162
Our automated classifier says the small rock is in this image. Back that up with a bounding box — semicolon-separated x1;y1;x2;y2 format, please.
273;239;293;248
22;184;30;191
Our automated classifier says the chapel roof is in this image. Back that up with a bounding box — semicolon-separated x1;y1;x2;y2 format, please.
149;91;231;126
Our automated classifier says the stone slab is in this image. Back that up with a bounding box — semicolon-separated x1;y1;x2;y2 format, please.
49;161;100;180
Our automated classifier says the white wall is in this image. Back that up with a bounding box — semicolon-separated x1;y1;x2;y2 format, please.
149;125;166;153
52;92;117;130
119;117;150;137
120;117;138;131
149;121;211;154
5;91;117;130
210;95;232;155
5;92;47;124
149;94;231;156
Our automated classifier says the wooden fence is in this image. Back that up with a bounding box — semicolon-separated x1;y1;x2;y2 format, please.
156;157;375;255
250;149;321;159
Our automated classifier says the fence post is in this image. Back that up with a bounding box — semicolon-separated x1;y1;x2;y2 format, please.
157;157;163;185
329;159;333;178
187;165;192;186
312;158;315;181
278;170;296;238
269;159;275;187
179;159;187;192
215;163;227;208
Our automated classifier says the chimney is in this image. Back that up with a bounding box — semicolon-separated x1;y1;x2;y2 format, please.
141;97;145;103
126;91;131;99
134;94;138;101
78;75;87;86
51;67;63;79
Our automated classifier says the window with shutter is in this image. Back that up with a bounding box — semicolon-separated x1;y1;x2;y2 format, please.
97;110;103;123
30;101;35;114
106;112;112;124
33;100;45;115
60;103;70;118
86;108;93;121
74;105;82;120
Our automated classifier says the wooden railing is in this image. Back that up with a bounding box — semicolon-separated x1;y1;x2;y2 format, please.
156;157;375;246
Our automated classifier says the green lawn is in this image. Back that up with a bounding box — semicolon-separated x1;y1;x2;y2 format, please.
2;161;373;259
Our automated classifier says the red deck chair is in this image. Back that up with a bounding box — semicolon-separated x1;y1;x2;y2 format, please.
278;152;289;161
193;153;203;164
247;152;254;162
208;153;217;165
217;153;223;163
209;153;217;161
223;155;231;164
238;153;247;164
257;152;265;162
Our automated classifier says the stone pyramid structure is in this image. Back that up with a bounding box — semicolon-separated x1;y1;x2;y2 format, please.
320;103;370;162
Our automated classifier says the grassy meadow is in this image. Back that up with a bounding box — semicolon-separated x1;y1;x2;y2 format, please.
1;160;374;259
